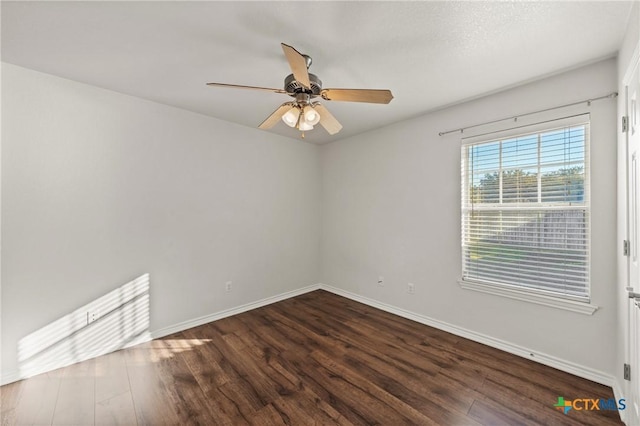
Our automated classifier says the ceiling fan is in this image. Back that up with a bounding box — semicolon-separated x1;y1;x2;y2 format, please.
206;43;394;138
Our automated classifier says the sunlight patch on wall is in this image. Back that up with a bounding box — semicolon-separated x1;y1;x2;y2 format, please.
18;273;151;379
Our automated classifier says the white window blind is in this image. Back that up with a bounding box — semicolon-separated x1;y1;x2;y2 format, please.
461;115;590;302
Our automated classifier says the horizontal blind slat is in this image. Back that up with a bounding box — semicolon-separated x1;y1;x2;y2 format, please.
461;121;590;300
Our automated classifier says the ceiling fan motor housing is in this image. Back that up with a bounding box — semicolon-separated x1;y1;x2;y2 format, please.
285;73;322;96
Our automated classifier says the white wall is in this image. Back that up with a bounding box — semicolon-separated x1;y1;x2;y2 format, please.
1;63;321;382
321;58;619;380
0;54;625;388
617;2;640;421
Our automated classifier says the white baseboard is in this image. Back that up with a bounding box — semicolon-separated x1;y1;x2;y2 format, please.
2;282;616;392
0;284;321;386
612;379;629;425
0;370;20;387
318;283;615;387
150;284;321;340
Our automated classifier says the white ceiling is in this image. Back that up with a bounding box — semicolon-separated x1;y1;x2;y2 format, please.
1;1;634;144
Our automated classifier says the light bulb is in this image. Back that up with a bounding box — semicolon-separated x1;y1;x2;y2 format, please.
303;105;321;125
298;121;313;131
281;107;299;127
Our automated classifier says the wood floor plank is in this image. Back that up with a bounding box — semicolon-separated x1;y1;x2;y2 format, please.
0;379;24;417
341;343;479;419
468;398;532;426
308;306;447;376
248;403;288;426
288;309;470;418
311;348;468;425
95;390;137;425
269;387;355;426
95;349;131;404
125;347;183;425
278;348;386;426
153;353;219;425
211;315;251;336
177;335;231;389
52;376;95;425
218;378;265;420
206;331;294;406
480;375;621;426
0;290;624;425
0;409;16;426
11;375;60;425
192;382;251;425
252;308;328;356
175;335;251;425
179;327;236;387
483;361;606;413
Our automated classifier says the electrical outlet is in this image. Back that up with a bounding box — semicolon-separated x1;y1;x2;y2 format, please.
225;281;232;292
407;283;415;294
378;276;384;286
87;310;98;325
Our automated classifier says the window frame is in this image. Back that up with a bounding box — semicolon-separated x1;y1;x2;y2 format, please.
459;114;598;315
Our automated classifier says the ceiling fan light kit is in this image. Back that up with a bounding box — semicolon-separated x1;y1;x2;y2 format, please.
281;105;299;127
281;102;322;132
206;43;394;138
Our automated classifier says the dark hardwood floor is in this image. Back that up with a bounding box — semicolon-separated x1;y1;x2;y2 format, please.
1;290;623;425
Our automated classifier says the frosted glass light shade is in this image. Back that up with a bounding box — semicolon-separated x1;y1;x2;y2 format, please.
303;105;321;125
282;107;299;127
298;121;313;131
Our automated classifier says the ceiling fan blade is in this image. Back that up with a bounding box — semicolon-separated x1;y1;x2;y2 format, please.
320;89;394;104
258;103;294;130
281;43;311;90
206;82;288;94
314;104;342;135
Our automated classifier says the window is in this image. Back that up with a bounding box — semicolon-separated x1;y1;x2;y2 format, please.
461;115;590;304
